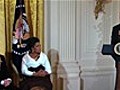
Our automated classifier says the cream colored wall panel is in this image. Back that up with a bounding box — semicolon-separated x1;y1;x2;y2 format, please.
44;0;117;90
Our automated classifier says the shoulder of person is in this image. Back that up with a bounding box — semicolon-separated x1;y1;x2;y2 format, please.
23;53;30;61
113;23;120;29
0;54;5;62
23;53;29;58
41;52;47;56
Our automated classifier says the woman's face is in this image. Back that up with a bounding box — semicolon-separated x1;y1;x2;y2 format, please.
32;42;41;54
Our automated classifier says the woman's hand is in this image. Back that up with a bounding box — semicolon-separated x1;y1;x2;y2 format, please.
38;69;48;77
3;79;11;87
33;69;48;77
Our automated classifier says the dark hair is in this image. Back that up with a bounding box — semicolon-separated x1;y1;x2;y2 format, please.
28;37;40;52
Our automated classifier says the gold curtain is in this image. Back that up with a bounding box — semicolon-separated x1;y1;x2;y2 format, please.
0;0;44;59
0;0;6;55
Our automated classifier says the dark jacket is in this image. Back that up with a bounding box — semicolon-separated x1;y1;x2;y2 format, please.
111;24;120;62
111;24;120;45
0;54;13;90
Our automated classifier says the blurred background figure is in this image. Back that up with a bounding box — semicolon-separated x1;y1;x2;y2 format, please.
0;54;13;90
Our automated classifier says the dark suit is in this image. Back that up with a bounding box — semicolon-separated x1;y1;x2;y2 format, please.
111;24;120;90
111;24;120;45
111;24;120;62
0;55;13;90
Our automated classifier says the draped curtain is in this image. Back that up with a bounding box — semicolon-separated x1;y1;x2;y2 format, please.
0;0;44;61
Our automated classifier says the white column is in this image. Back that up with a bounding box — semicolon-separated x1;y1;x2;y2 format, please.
45;0;80;90
58;1;80;90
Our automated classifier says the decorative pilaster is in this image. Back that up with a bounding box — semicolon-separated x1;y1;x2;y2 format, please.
58;1;80;90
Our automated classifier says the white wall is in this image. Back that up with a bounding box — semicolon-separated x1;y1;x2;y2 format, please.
44;0;119;90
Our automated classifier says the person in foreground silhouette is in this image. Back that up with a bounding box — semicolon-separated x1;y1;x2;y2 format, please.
111;23;120;90
0;54;13;90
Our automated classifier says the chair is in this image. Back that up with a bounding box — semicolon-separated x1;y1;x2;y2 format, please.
47;49;63;90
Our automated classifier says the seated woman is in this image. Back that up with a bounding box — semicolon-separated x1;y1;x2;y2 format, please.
0;54;13;90
20;37;52;90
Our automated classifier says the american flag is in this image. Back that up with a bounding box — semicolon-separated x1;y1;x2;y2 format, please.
12;0;30;74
